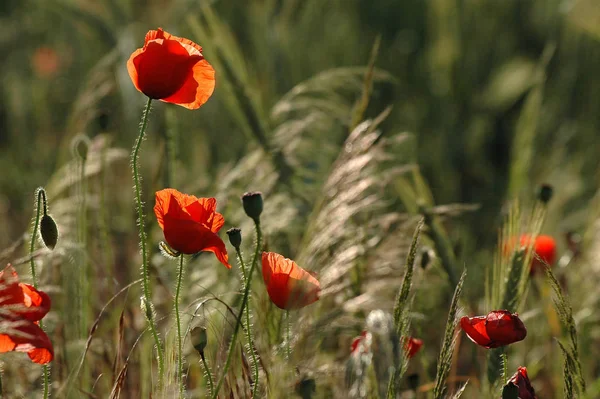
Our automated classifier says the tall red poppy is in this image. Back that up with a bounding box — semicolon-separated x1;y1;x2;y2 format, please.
403;337;423;358
0;265;53;364
460;310;527;349
261;252;321;310
127;28;215;110
154;189;231;268
507;367;537;399
520;234;557;274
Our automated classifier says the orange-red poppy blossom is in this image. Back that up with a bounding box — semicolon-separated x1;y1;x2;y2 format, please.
520;234;557;274
460;310;527;349
154;189;231;268
261;252;321;310
507;367;537;399
403;337;423;358
0;265;53;364
127;28;215;109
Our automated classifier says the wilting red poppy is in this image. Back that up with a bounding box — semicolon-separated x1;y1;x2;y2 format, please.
154;189;231;268
460;310;527;349
507;367;537;399
0;265;53;364
127;28;215;110
403;337;423;358
261;252;321;310
520;234;557;274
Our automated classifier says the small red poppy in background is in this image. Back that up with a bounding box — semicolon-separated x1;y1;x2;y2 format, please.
261;252;321;310
350;331;368;354
404;337;423;358
0;265;53;364
507;367;537;399
154;189;231;268
127;28;215;109
32;47;61;79
520;234;557;274
460;310;527;349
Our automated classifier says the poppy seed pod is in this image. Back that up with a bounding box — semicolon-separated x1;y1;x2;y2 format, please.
226;228;242;249
191;326;208;354
40;214;59;250
242;192;263;222
537;184;553;204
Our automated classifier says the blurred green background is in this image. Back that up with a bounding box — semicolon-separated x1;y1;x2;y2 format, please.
1;0;600;397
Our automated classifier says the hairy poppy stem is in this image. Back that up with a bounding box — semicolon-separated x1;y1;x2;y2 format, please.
200;352;214;396
30;188;51;398
212;220;262;399
235;247;259;397
131;97;164;384
285;310;291;360
174;254;185;396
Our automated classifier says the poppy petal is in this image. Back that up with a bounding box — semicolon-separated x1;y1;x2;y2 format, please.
0;321;53;364
162;59;215;110
197;231;231;269
18;284;51;322
460;316;492;347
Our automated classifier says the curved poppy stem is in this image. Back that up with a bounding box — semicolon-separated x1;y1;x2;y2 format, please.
212;220;262;399
30;188;50;399
174;254;185;396
235;247;259;397
501;352;508;383
131;97;164;384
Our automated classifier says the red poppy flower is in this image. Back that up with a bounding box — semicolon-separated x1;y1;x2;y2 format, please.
507;367;537;399
403;337;423;358
127;28;215;109
0;265;53;364
261;252;321;310
520;234;557;274
460;310;527;349
154;189;231;268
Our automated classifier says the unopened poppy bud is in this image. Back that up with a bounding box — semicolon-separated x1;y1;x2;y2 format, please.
537;184;553;204
40;214;59;250
242;192;263;222
226;228;242;249
191;326;208;354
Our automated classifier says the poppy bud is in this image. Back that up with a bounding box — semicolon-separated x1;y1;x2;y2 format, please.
242;192;263;222
537;184;553;204
191;326;208;354
420;247;434;270
40;214;59;250
226;228;242;249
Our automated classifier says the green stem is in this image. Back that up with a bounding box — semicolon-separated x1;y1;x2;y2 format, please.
285;310;291;361
201;353;214;396
212;221;262;399
131;97;164;384
30;189;51;398
175;254;185;396
502;352;508;383
236;248;259;397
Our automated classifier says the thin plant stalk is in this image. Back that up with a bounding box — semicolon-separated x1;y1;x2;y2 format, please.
131;97;164;384
200;352;214;396
212;220;262;399
235;248;259;397
174;254;185;396
30;188;50;399
285;310;291;360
